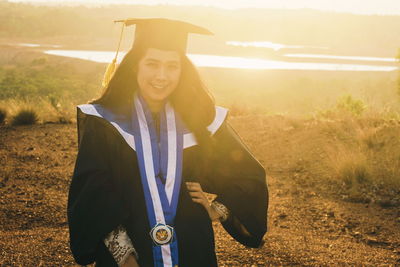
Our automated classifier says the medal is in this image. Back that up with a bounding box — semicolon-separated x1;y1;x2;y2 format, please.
150;223;174;246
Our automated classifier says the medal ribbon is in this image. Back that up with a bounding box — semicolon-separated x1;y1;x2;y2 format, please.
132;95;183;267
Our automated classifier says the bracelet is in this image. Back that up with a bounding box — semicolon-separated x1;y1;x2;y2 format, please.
104;225;138;266
211;201;230;222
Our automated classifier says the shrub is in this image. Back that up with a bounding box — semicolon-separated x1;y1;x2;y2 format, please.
0;108;7;124
11;109;39;125
336;95;366;116
315;95;367;119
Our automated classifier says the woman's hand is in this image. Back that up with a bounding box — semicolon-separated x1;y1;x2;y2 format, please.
121;254;139;267
186;182;221;221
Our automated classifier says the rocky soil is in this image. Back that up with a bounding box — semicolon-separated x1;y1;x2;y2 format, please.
1;116;400;266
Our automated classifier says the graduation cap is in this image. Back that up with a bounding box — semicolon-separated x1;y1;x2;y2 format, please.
102;18;213;87
116;18;213;52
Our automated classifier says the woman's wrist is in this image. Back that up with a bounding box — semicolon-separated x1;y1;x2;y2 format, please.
207;202;223;221
185;182;229;222
211;201;230;222
104;225;138;266
121;253;139;267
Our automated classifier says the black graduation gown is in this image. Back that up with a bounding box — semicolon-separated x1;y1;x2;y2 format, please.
67;105;268;267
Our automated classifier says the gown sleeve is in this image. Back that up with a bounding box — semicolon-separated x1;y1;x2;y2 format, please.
67;112;128;265
104;225;138;266
209;121;269;248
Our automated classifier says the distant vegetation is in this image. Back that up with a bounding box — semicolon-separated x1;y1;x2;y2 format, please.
1;51;399;123
1;1;400;56
0;50;104;123
0;59;95;102
317;95;367;118
336;95;366;116
202;67;399;117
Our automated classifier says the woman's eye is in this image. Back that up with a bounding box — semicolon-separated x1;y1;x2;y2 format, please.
167;64;180;71
146;62;157;68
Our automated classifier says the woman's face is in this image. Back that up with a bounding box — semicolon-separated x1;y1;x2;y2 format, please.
137;48;182;107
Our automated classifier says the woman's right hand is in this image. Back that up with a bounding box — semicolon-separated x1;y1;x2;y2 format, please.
186;182;222;221
121;254;139;267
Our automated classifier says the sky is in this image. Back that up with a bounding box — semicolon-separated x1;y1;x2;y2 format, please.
7;0;400;15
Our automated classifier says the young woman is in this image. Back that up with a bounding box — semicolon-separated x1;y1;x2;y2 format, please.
67;18;268;267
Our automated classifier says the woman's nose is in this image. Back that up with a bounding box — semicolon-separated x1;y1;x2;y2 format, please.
155;66;167;81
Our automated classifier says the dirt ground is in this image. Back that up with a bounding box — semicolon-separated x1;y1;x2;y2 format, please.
1;116;400;266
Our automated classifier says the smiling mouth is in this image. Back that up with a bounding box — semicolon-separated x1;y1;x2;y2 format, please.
151;84;168;90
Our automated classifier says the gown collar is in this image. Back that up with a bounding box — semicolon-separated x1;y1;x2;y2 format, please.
77;102;228;151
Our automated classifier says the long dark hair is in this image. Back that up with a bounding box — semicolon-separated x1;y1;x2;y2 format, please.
92;44;216;176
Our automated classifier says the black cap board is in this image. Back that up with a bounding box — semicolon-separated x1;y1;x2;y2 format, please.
115;18;213;53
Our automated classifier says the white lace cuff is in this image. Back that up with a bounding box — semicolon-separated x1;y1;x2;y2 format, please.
211;200;230;222
104;225;138;266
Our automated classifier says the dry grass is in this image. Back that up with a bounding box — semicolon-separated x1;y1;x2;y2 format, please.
329;145;371;187
0;98;75;124
357;127;384;150
11;108;39;126
323;115;400;205
376;154;400;189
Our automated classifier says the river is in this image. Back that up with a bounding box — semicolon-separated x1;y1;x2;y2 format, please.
43;49;398;72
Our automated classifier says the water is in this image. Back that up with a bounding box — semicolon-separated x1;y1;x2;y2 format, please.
44;49;398;72
17;43;62;48
226;41;328;51
45;50;118;63
284;53;397;63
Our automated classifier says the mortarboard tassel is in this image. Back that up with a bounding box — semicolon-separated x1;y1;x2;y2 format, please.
102;22;125;88
102;58;117;88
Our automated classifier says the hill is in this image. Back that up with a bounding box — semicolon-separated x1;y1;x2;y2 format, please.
1;2;400;56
